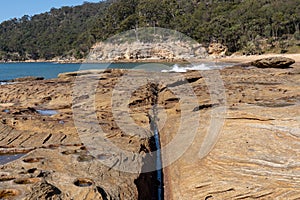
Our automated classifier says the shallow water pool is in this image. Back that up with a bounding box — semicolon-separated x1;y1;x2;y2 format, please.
36;110;58;116
0;154;25;165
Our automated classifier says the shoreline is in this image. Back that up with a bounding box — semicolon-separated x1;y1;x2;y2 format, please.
218;53;300;63
1;53;299;65
1;58;300;199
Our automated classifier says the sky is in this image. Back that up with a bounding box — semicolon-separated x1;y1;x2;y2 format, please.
0;0;101;23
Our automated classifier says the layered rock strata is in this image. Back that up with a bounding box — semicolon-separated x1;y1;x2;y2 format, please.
0;70;159;199
0;61;300;199
88;41;207;62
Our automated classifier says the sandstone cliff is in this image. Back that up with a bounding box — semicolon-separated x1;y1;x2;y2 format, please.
88;41;207;62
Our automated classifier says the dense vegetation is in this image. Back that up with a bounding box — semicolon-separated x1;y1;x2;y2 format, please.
0;0;299;61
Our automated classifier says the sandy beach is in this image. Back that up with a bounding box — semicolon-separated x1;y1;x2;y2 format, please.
219;53;300;64
1;53;300;66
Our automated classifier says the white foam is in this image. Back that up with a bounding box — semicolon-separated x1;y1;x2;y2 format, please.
0;82;10;85
162;63;228;73
0;82;16;85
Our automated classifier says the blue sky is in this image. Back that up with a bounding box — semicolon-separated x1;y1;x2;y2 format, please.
0;0;101;23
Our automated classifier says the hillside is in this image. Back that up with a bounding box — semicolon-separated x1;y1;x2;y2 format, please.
0;0;299;61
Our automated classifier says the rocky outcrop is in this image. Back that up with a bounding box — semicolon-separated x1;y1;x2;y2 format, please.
0;76;44;84
10;76;44;82
57;70;105;79
208;42;228;57
161;63;300;199
88;41;207;62
0;70;159;199
1;63;300;199
251;56;295;68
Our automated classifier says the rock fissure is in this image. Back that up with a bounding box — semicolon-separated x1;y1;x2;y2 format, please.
150;84;164;200
134;83;164;200
1;66;300;199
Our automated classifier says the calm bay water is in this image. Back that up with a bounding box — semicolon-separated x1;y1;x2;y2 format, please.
0;62;231;81
0;62;79;80
0;62;169;81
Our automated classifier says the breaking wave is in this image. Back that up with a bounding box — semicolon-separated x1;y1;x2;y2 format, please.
162;63;232;73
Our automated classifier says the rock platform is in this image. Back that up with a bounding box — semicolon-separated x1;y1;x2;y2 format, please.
0;61;300;199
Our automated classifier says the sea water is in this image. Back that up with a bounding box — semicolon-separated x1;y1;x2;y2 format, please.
0;62;232;81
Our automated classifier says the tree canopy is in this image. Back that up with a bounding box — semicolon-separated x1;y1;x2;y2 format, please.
0;0;299;61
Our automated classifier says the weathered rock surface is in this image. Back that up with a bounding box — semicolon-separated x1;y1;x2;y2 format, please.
208;42;228;57
1;62;300;199
57;70;105;79
88;41;207;62
161;63;300;199
0;77;44;84
0;70;158;199
11;76;44;82
251;56;295;68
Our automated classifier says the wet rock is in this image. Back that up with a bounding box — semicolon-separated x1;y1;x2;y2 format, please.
10;76;44;82
57;69;105;78
251;56;295;68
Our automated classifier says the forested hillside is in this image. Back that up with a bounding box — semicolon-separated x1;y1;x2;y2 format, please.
0;0;299;61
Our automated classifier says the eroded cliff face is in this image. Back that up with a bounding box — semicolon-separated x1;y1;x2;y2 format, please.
88;41;207;62
1;62;300;199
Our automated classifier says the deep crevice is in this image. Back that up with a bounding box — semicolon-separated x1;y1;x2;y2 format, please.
134;83;164;200
150;114;164;200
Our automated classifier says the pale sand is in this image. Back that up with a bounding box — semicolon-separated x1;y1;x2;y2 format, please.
219;53;300;64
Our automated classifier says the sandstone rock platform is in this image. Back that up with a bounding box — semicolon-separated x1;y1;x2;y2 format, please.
0;61;300;199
